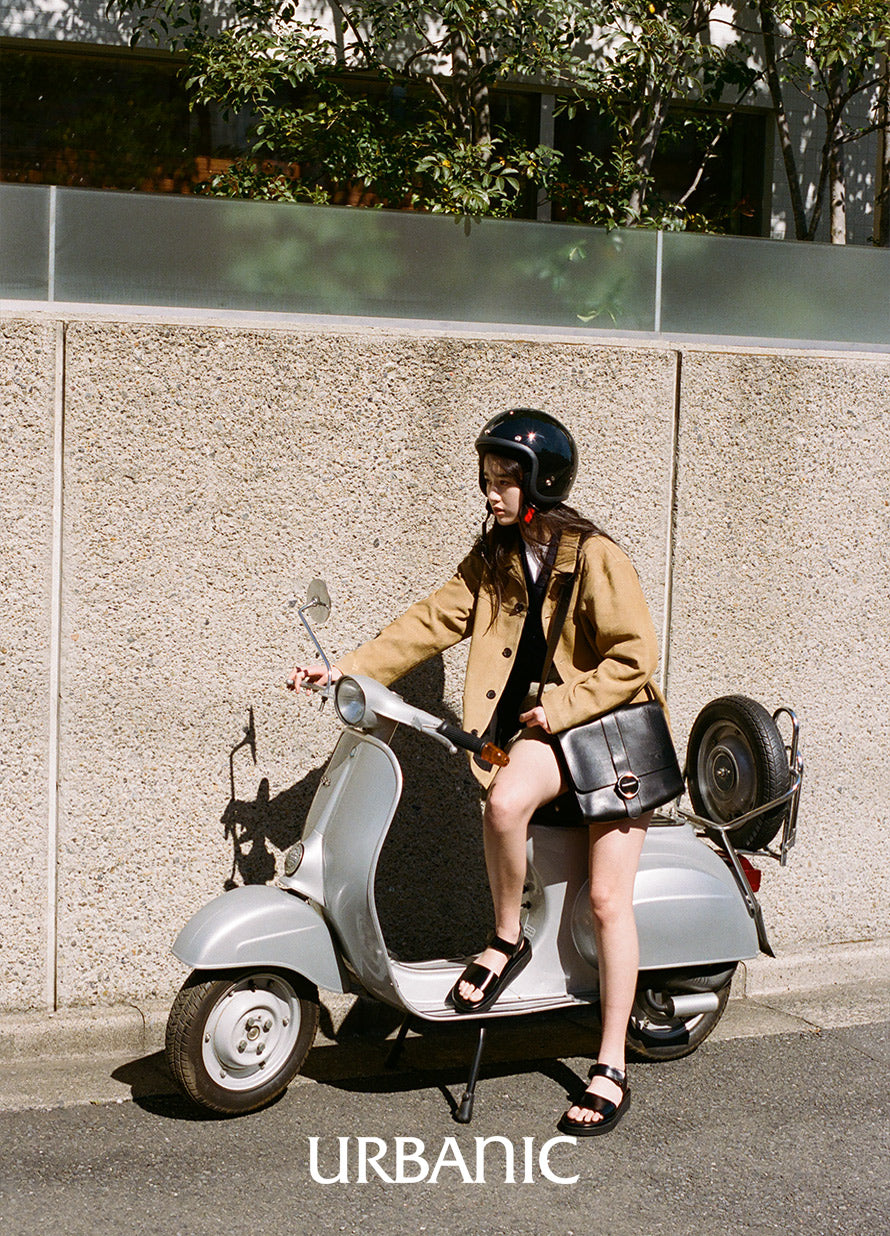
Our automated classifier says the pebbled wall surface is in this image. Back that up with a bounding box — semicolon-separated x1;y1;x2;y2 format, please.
667;348;890;949
1;312;887;1011
0;320;57;1010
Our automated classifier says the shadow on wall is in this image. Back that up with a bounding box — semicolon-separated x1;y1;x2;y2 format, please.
218;658;491;961
221;772;323;890
221;702;322;890
375;658;491;962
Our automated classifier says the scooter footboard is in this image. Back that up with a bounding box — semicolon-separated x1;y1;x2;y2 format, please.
172;884;349;993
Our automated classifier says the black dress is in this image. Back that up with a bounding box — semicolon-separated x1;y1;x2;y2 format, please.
494;538;558;750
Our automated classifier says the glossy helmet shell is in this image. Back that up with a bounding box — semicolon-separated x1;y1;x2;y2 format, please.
476;409;578;510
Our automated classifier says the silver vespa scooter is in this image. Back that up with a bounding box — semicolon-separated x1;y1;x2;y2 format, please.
164;583;803;1119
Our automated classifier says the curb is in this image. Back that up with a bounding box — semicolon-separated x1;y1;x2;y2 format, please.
0;1001;170;1062
2;938;889;1064
739;936;890;997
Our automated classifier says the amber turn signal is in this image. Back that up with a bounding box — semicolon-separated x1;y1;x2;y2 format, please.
480;743;510;767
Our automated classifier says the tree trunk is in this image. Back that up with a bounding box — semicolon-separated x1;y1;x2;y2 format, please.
450;32;473;141
451;32;490;146
472;48;491;147
625;88;670;221
759;1;810;239
875;52;890;247
801;66;846;244
829;134;846;244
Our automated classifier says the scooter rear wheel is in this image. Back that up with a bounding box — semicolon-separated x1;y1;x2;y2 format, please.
626;966;734;1061
165;967;319;1115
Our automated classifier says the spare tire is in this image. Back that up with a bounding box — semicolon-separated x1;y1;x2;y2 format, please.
686;695;791;851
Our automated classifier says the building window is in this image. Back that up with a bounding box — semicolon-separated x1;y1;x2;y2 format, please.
0;41;235;193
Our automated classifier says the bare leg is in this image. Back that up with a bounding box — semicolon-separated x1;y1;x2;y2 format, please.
457;731;565;1005
564;813;651;1125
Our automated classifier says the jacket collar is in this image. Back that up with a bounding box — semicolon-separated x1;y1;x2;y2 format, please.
505;528;581;588
551;529;582;576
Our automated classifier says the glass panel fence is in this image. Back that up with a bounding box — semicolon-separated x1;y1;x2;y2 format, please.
0;184;50;300
1;185;889;347
47;188;657;332
660;230;890;346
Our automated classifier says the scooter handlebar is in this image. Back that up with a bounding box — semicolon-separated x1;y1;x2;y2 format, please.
330;674;509;767
303;679;334;699
436;722;510;768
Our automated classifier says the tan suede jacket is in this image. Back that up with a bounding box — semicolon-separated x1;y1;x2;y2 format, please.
337;530;662;789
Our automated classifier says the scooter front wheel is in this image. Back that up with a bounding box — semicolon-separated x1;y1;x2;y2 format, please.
165;968;320;1115
625;966;734;1062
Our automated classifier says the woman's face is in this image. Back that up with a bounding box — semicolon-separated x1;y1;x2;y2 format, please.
483;455;523;525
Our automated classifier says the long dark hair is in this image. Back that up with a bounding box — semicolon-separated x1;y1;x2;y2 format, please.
476;453;609;618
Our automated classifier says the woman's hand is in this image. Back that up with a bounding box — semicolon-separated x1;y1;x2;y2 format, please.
519;705;552;733
286;663;342;694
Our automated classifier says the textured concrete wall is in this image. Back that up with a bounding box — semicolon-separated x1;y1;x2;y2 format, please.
0;320;57;1009
667;349;890;950
2;312;889;1014
50;320;677;1007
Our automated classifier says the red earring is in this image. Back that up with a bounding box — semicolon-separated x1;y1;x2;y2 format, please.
522;505;535;524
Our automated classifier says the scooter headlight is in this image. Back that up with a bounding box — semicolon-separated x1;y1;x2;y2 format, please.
335;676;367;726
283;841;304;877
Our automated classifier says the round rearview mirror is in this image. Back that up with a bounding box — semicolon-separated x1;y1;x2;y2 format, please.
304;579;331;625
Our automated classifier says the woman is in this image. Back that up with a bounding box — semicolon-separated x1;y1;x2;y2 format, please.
288;408;662;1136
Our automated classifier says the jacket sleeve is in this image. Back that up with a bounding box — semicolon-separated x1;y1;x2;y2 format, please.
540;537;659;734
336;548;485;686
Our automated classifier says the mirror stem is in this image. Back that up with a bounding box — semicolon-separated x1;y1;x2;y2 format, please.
297;599;333;699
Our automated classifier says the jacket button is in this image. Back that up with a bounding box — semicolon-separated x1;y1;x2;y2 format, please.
502;648;512;658
486;689;496;699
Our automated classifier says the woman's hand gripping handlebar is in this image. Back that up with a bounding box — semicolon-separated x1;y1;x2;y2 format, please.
286;663;342;694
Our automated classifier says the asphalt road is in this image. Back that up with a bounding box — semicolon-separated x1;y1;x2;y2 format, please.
1;1006;887;1236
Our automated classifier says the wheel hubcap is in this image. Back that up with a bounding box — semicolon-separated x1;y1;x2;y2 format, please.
202;973;301;1091
696;721;758;822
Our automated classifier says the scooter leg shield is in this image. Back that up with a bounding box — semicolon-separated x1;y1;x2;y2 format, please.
172;884;349;993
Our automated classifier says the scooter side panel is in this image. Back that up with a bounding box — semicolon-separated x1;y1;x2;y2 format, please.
571;822;759;970
172;884;349;992
636;824;759;966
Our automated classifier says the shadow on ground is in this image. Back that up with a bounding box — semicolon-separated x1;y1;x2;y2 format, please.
110;1005;608;1124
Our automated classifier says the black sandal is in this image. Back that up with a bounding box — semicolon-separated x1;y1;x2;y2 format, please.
448;932;532;1014
557;1063;631;1137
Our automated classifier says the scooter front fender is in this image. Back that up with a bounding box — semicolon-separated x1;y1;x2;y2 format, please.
172;884;349;993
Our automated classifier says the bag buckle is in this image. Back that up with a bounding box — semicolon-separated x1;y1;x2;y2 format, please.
616;773;641;800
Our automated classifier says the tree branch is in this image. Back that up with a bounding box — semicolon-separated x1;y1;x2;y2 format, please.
678;83;756;207
330;0;374;69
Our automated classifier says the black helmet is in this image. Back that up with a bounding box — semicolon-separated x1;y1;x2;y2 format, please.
475;409;578;510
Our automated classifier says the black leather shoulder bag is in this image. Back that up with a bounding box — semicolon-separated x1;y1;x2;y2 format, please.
537;543;684;823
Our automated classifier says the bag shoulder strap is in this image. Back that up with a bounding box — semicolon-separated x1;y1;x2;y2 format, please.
535;539;579;707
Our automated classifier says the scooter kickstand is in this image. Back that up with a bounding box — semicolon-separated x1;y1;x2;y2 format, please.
455;1025;487;1124
385;1014;413;1069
